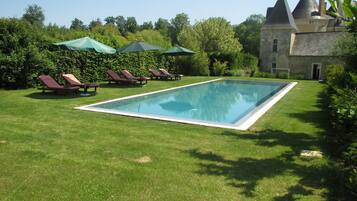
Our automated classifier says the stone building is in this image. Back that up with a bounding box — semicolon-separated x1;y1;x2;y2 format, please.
259;0;345;80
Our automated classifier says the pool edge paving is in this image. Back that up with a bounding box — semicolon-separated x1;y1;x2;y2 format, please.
76;79;297;130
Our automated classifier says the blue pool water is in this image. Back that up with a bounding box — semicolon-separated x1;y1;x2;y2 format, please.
89;80;287;126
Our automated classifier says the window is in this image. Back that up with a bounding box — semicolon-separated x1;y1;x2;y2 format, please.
273;39;278;52
272;63;277;69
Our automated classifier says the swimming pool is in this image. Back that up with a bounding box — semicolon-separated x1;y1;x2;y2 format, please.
77;79;297;130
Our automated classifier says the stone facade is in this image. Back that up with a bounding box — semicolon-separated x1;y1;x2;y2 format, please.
259;0;345;80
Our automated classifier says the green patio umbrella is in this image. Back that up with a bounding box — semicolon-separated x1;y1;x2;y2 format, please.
53;37;116;89
117;41;162;53
117;41;162;69
162;46;195;73
53;36;116;54
162;46;195;56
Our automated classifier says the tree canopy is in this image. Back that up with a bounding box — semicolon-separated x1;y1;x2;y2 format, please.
170;13;190;44
22;4;45;26
179;17;241;54
70;18;86;30
234;14;265;57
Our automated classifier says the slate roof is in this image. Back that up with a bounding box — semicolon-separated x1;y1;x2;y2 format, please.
265;0;298;30
290;32;344;56
292;0;319;19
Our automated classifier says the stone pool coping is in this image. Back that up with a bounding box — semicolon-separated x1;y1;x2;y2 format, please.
75;79;297;130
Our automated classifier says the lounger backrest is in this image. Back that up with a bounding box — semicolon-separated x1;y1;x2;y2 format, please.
159;69;171;76
122;70;135;79
39;75;62;88
107;70;121;81
149;69;162;77
62;74;81;86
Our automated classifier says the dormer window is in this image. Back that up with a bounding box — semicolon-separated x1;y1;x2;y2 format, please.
273;39;278;52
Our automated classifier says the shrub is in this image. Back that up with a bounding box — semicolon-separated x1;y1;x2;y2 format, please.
326;64;348;88
325;63;357;200
212;60;227;76
189;51;210;76
0;18;53;88
242;53;258;71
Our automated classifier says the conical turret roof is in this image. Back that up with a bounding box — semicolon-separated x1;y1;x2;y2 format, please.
292;0;319;19
265;0;298;30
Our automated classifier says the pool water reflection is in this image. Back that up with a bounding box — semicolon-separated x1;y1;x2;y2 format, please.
89;80;287;125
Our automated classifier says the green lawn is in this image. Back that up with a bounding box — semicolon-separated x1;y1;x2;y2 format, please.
0;77;332;201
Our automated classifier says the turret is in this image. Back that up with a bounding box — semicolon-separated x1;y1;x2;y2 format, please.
292;0;335;32
260;0;297;71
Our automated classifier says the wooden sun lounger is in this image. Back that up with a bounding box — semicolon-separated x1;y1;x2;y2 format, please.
107;70;138;85
121;70;149;85
38;75;79;95
159;69;181;80
62;74;98;93
149;69;169;80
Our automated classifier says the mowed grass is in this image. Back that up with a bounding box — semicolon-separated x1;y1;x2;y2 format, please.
0;77;332;201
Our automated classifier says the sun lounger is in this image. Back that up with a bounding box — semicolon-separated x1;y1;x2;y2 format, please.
62;74;98;93
149;69;169;80
38;75;79;94
159;69;181;80
121;70;149;85
107;70;138;85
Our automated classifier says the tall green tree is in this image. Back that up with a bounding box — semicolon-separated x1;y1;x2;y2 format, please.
178;17;242;75
179;17;241;54
104;16;116;25
234;14;265;57
115;16;127;36
22;4;45;26
126;17;138;33
88;18;102;30
140;21;154;30
155;18;171;38
127;30;171;48
170;13;190;44
70;18;86;30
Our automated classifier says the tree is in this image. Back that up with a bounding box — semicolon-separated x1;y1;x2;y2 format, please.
115;16;127;36
22;4;45;26
104;16;116;25
155;18;171;30
88;18;102;30
234;14;265;57
140;21;154;30
155;18;171;38
170;13;190;44
126;17;138;33
178;17;242;75
335;0;357;72
0;18;52;87
180;17;241;54
70;18;86;30
127;30;171;48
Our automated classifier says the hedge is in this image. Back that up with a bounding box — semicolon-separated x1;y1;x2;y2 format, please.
0;18;172;88
325;64;357;199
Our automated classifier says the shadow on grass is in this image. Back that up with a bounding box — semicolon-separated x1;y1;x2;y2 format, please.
287;90;332;154
188;129;332;200
187;90;335;200
25;91;96;100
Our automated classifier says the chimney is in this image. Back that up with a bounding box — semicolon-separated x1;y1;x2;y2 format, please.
319;0;326;16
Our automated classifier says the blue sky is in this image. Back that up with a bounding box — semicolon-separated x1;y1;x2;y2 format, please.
1;0;301;26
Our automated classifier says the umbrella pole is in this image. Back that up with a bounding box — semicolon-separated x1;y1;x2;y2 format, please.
97;54;100;83
137;52;141;68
